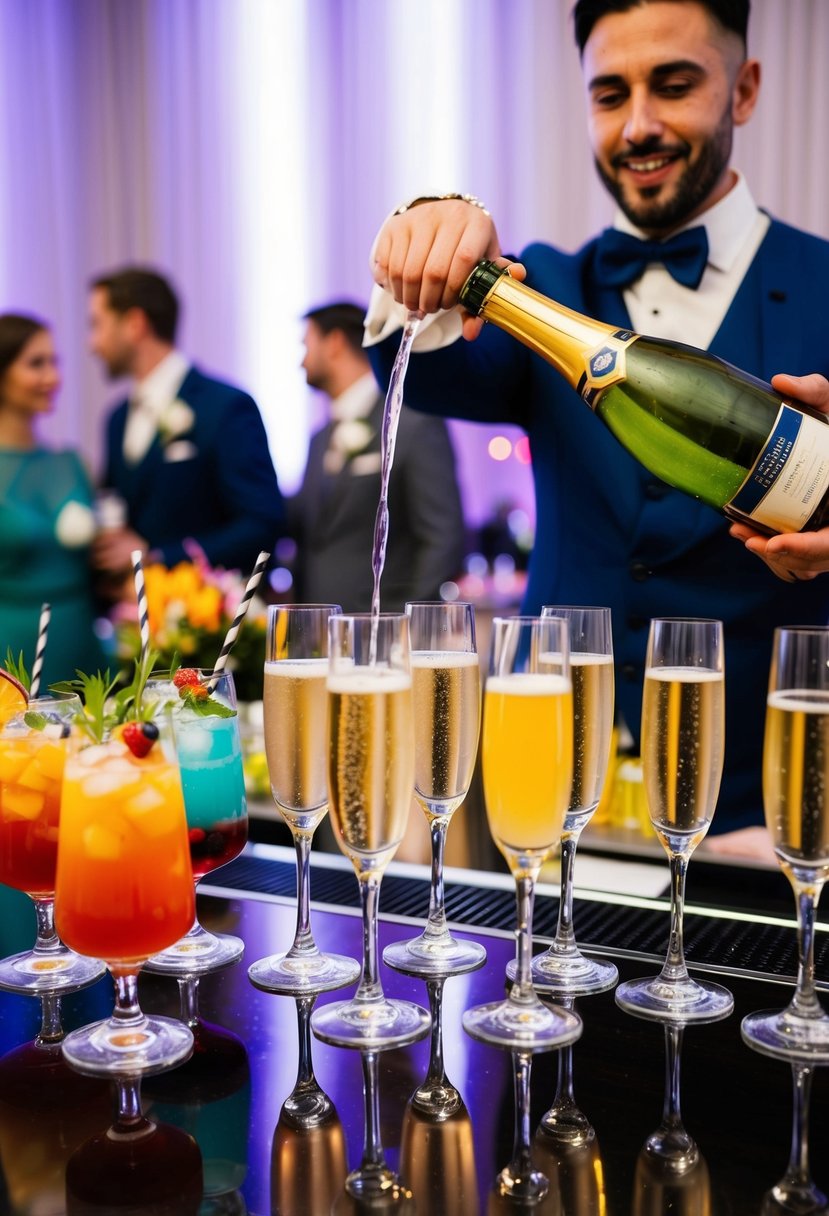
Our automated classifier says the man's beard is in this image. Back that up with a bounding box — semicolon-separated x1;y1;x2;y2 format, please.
595;110;733;233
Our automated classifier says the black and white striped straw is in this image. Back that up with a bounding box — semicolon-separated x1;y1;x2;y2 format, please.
207;550;270;693
131;549;150;665
29;602;51;699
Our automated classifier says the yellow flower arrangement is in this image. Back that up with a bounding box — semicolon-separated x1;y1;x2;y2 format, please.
113;554;268;704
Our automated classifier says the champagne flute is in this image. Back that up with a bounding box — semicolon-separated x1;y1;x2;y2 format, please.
310;613;430;1049
463;615;582;1051
384;600;485;976
0;692;106;995
528;605;617;995
616;618;734;1021
742;625;829;1061
248;604;360;995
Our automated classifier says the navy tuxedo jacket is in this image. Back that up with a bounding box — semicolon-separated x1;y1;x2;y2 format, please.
103;366;283;572
369;218;829;829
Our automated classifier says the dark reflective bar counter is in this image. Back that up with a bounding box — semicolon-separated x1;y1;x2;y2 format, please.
0;841;827;1214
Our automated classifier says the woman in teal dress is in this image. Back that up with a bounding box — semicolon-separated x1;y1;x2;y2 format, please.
0;314;104;692
0;315;107;975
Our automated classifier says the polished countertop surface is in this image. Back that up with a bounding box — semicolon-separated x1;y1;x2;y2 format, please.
0;845;827;1214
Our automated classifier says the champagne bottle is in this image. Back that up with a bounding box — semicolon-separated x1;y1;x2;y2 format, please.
459;260;829;536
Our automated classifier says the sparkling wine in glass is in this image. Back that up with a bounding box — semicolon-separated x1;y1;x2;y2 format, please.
55;722;196;1076
144;668;248;976
310;613;430;1050
0;693;106;995
742;625;829;1061
248;604;360;996
615;617;734;1021
384;600;486;978
463;615;582;1052
522;605;618;996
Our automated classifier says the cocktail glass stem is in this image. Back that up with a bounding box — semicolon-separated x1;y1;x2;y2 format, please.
32;897;63;961
789;873;825;1020
287;829;321;961
111;970;146;1036
38;991;64;1045
496;1050;548;1199
645;1023;697;1166
661;852;691;984
178;975;200;1028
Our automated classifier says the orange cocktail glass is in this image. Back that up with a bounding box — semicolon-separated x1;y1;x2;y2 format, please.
0;695;105;995
56;729;196;1076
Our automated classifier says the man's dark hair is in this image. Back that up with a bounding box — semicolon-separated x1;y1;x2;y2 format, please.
573;0;750;54
0;313;48;380
91;267;179;344
303;302;367;358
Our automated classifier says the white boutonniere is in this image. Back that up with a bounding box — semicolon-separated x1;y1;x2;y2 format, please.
158;399;196;445
330;419;374;456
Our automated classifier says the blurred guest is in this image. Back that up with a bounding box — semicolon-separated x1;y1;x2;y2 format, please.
89;266;283;594
291;301;465;611
0;314;104;685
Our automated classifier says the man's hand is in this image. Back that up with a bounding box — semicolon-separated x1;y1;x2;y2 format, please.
370;198;513;340
729;373;829;580
91;526;149;575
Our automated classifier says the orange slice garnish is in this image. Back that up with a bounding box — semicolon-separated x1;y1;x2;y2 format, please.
0;669;29;726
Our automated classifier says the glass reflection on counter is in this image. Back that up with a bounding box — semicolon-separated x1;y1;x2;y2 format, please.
64;1073;203;1215
759;1063;827;1214
633;1143;711;1216
400;1095;479;1214
143;985;251;1215
271;992;348;1214
0;993;111;1215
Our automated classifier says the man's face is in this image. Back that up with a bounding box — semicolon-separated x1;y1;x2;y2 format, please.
88;288;136;379
300;321;332;394
582;2;757;234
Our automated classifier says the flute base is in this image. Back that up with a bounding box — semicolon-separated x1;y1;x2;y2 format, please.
248;949;360;997
144;924;244;977
463;996;582;1053
383;932;486;978
311;996;430;1051
506;949;618;997
616;974;734;1023
61;1013;194;1078
741;1008;829;1064
0;947;106;997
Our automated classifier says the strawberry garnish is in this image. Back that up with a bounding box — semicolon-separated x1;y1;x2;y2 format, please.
173;668;201;690
122;721;160;758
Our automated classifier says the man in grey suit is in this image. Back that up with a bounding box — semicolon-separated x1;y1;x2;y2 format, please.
291;301;465;611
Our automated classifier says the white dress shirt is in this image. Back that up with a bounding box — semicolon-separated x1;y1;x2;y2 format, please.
363;173;769;354
122;349;191;464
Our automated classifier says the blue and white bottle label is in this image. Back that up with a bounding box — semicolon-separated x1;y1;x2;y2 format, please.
728;404;829;532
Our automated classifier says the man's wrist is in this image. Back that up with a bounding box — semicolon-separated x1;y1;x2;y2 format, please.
392;193;490;217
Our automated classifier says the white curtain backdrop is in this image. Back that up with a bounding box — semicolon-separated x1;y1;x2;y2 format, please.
0;0;827;523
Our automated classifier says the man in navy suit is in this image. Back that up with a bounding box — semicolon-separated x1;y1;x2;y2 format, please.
89;266;283;590
365;0;829;855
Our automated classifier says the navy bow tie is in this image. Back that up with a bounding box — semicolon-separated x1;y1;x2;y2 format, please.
594;225;710;290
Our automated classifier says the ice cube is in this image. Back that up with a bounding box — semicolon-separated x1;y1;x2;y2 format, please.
2;788;45;821
81;823;123;860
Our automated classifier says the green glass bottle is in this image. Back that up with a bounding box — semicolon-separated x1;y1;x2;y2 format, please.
459;260;829;536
